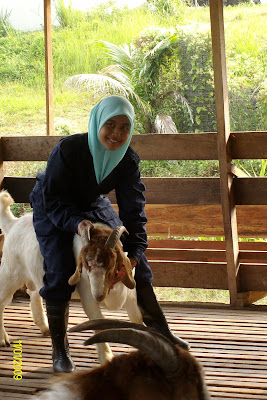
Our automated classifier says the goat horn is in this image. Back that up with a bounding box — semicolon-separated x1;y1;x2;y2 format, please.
69;318;149;333
81;223;93;247
105;226;128;249
84;328;180;376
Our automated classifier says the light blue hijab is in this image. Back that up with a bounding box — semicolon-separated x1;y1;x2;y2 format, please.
88;95;135;184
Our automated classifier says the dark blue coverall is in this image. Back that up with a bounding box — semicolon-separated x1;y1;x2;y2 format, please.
30;133;153;302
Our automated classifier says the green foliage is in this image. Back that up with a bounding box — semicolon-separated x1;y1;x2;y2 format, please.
0;2;266;141
0;31;45;85
0;8;14;37
10;203;32;217
233;159;267;177
54;0;85;28
140;160;220;177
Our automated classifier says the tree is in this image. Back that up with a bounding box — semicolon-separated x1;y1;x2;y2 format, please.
64;37;192;133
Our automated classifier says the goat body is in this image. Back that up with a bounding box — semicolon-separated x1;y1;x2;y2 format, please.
33;319;210;400
0;191;142;364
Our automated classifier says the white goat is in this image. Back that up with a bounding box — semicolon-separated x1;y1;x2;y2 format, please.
0;190;142;364
33;319;211;400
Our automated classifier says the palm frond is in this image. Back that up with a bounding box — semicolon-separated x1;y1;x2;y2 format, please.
173;91;194;124
99;65;130;86
98;41;136;78
139;36;176;80
63;73;148;112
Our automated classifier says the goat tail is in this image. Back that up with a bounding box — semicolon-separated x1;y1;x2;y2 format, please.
0;190;17;234
0;190;14;209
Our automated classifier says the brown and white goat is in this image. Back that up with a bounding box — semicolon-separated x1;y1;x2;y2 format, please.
33;319;211;400
0;190;142;364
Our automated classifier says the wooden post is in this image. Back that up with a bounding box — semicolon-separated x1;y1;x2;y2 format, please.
44;0;54;136
0;139;4;190
209;0;240;306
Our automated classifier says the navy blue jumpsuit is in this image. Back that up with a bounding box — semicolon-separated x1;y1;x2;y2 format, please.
30;133;153;302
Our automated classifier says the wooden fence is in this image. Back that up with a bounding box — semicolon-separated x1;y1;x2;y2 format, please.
0;132;266;307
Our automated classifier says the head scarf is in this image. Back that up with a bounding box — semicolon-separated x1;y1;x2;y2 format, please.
88;95;135;184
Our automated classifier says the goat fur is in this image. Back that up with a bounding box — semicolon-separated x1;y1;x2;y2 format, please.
0;190;142;364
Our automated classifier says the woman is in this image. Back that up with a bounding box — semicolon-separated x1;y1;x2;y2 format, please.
30;95;189;373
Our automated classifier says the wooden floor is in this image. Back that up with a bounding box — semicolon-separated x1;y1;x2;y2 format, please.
0;298;267;399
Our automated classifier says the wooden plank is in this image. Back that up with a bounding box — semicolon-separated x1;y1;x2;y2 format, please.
0;393;31;399
141;177;221;205
150;260;228;289
0;136;60;161
135;203;267;239
231;132;267;160
151;260;267;292
210;0;240;306
1;181;267;238
2;299;267;400
2;177;35;203
146;248;267;263
146;248;227;261
2;176;222;205
132;133;218;160
1;132;267;161
44;0;54;136
3;176;267;206
147;239;267;251
234;178;267;205
240;264;267;292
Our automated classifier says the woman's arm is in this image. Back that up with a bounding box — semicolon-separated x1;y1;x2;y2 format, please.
115;164;148;263
41;139;88;233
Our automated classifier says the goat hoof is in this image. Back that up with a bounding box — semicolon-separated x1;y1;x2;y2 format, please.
0;339;10;347
0;332;10;347
41;328;50;337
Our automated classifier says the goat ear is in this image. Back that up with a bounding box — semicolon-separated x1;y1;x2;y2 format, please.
68;256;83;285
120;253;136;289
80;223;93;247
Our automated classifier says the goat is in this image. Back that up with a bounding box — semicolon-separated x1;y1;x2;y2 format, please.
33;319;210;400
0;190;143;364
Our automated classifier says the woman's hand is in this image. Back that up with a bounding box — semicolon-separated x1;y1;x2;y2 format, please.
77;220;93;236
129;257;137;269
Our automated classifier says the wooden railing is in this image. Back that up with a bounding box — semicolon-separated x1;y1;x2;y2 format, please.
0;132;267;306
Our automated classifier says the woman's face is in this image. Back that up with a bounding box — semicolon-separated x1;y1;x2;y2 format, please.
99;115;131;151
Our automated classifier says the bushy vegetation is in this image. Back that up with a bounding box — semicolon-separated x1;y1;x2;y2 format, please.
0;0;266;179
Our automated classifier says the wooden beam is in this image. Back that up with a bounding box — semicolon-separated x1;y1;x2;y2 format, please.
231;132;267;159
44;0;54;136
146;248;267;263
239;264;267;292
231;164;249;178
1;132;267;161
235;291;267;307
210;0;240;306
234;178;267;205
150;260;228;289
147;239;267;251
150;261;267;292
4;176;267;206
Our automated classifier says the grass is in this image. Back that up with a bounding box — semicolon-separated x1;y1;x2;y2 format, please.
155;287;230;304
0;3;266;137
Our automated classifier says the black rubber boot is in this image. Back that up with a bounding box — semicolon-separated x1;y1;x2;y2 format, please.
137;284;190;350
46;300;76;373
